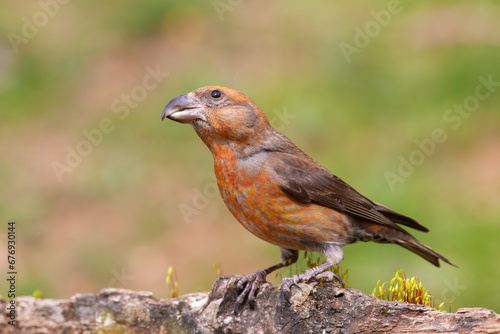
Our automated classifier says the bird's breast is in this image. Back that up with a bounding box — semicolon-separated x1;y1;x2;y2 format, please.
212;147;351;250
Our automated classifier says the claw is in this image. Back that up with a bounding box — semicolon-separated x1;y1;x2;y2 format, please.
233;271;268;314
280;270;344;291
332;273;344;288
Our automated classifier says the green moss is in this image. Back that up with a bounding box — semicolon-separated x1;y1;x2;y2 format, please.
32;289;43;298
165;266;179;298
372;269;447;312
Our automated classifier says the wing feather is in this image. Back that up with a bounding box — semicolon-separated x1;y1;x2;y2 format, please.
270;152;428;232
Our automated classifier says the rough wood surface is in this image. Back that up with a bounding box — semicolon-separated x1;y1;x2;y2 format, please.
1;276;499;333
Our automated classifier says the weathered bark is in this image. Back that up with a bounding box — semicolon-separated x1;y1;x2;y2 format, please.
1;276;498;333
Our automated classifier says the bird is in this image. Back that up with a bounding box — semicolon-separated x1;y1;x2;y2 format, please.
161;86;455;312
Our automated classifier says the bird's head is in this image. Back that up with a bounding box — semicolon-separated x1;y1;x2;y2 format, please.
162;86;274;153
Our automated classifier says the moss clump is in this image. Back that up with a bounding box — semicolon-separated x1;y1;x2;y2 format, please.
32;289;43;298
165;266;179;298
372;269;447;312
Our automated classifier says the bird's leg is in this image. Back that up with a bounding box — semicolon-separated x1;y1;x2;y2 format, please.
234;248;297;313
281;244;345;291
280;261;344;291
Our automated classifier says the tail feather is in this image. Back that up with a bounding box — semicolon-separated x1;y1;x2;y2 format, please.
373;202;429;232
398;239;457;267
358;220;456;267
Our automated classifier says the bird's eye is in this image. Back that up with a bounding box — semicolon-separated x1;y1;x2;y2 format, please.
211;90;222;99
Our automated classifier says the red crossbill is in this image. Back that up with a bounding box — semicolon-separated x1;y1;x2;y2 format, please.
162;86;455;312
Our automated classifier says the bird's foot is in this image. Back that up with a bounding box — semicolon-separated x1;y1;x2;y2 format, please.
234;270;268;314
281;270;344;291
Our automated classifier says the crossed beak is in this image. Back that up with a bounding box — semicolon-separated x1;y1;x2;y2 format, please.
161;94;204;123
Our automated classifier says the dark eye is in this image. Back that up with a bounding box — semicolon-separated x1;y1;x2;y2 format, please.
211;90;222;99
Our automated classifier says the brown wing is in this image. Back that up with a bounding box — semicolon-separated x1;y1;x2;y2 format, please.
269;152;429;233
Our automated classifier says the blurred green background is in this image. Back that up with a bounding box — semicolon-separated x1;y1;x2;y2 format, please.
1;0;499;312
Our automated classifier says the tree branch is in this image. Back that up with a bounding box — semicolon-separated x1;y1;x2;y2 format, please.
2;276;499;333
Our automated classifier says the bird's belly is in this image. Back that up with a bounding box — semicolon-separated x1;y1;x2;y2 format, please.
215;165;351;250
